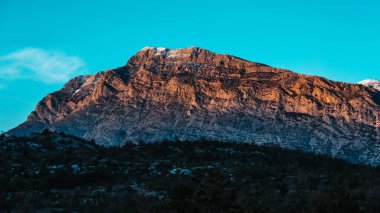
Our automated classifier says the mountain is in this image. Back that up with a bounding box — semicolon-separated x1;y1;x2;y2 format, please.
358;79;380;91
7;47;380;165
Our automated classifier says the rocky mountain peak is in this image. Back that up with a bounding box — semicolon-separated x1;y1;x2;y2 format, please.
127;46;268;73
135;46;214;60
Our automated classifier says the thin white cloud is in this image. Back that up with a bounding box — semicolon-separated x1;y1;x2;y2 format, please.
0;48;86;84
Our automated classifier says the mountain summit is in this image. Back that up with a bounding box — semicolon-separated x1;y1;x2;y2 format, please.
8;47;380;165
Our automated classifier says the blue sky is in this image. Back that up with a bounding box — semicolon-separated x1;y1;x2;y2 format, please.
0;0;379;132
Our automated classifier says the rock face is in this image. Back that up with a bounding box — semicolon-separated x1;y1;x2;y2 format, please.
7;47;380;165
358;79;380;91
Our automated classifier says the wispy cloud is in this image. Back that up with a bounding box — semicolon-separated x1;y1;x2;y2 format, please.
0;48;86;84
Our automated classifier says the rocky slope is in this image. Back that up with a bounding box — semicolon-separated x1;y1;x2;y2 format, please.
7;47;380;165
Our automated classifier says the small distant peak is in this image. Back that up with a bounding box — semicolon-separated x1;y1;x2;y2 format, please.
358;79;380;91
358;79;379;84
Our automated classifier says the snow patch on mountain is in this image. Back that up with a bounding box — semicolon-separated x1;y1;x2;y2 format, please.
358;79;380;91
139;46;195;59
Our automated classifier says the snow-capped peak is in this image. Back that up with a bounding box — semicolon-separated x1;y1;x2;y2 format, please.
358;79;380;91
